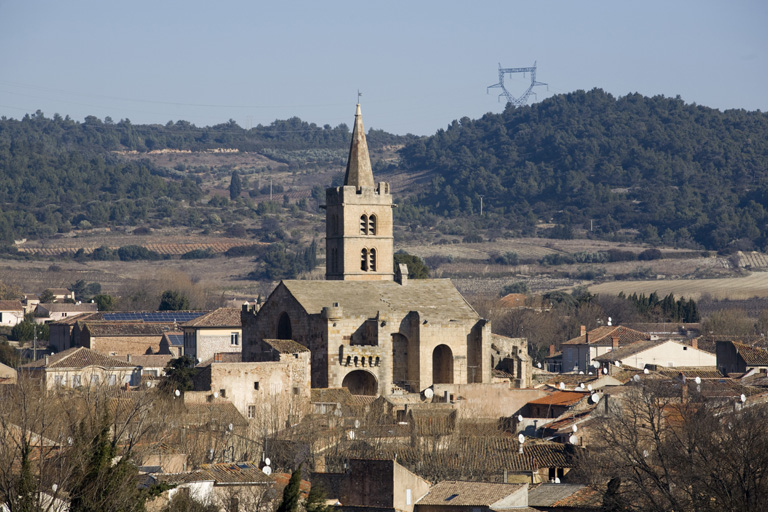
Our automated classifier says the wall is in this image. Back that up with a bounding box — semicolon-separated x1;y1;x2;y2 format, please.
0;309;24;327
622;341;716;368
189;327;242;363
43;366;138;390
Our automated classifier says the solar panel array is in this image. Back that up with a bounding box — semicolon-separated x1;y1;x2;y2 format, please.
166;334;184;346
103;312;206;323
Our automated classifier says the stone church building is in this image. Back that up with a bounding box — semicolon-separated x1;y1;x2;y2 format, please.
243;104;523;396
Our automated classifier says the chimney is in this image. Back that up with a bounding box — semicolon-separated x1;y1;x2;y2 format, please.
691;338;698;350
45;355;49;365
395;264;409;285
549;344;556;357
214;353;222;362
580;325;586;337
612;336;620;349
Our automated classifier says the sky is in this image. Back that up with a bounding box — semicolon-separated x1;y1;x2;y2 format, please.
0;0;766;136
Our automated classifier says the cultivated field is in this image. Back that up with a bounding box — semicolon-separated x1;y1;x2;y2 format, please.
589;272;768;300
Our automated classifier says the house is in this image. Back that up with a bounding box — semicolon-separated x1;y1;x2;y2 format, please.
415;481;528;512
522;391;591;419
119;354;174;385
1;492;69;512
48;313;100;351
561;325;650;373
0;362;17;384
75;322;174;356
19;346;139;389
593;339;715;370
160;331;184;357
33;303;98;324
0;300;25;327
312;458;432;512
21;293;40;315
716;340;768;375
182;308;243;364
48;288;75;302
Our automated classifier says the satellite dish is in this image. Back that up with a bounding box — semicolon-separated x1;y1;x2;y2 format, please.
537;362;542;368
262;466;272;475
228;423;234;432
587;384;593;391
607;316;612;326
264;457;271;466
603;367;608;375
615;361;622;368
52;484;58;493
578;371;584;375
518;433;525;444
591;393;600;403
354;419;360;429
633;374;641;383
174;389;181;397
643;368;650;374
213;392;219;399
694;376;701;385
588;371;593;375
559;382;565;390
348;430;356;440
334;408;342;417
423;388;434;399
554;477;561;484
569;435;577;445
572;424;578;432
741;394;747;403
209;449;214;460
517;414;524;422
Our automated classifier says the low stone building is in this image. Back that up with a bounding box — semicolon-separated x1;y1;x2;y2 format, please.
415;481;528;512
20;346;139;389
33;302;98;324
716;340;768;375
593;339;715;370
182;308;242;364
561;325;650;373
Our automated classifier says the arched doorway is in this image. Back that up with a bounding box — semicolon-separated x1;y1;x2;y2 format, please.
342;370;378;395
277;312;292;340
433;345;454;384
392;333;409;385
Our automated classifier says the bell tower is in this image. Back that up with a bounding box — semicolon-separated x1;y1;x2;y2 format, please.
325;104;394;281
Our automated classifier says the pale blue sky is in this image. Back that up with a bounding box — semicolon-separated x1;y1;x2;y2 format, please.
0;0;765;135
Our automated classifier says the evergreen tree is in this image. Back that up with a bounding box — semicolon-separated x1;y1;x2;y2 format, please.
229;171;242;200
305;482;329;512
158;290;190;311
276;466;302;512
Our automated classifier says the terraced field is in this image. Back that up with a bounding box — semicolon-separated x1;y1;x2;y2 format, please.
589;272;768;300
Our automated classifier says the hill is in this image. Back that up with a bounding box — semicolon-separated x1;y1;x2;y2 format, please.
397;89;768;251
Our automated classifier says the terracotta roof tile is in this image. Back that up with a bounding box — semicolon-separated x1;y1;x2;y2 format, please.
733;342;768;366
200;462;273;484
417;481;526;506
562;325;650;346
182;308;241;328
592;339;664;362
0;300;23;311
37;303;98;313
85;322;172;336
528;483;588;506
21;346;136;369
527;391;589;407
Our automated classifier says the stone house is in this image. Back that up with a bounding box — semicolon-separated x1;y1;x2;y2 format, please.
716;340;768;375
241;104;519;398
33;302;98;324
0;300;25;327
312;458;432;512
183;308;242;364
415;481;528;512
561;325;650;373
20;346;139;389
48;313;99;351
593;339;715;370
522;391;591;419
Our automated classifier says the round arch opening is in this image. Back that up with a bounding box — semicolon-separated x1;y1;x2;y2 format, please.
433;344;454;384
277;312;292;340
342;370;378;396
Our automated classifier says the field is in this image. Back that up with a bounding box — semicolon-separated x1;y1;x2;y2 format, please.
589;272;768;300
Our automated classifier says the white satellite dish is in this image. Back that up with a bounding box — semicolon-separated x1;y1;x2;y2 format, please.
603;367;608;375
559;382;565;390
354;419;360;429
517;414;524;422
741;394;747;403
537;362;542;368
572;424;578;432
213;392;219;399
578;371;584;375
591;393;600;403
694;376;701;385
52;483;58;493
228;423;233;432
554;477;561;484
633;374;641;383
262;466;272;475
588;371;593;375
587;384;593;391
348;430;356;440
264;457;271;466
423;388;434;399
607;316;612;326
615;361;622;368
518;433;525;444
174;389;181;397
643;368;650;374
569;435;577;445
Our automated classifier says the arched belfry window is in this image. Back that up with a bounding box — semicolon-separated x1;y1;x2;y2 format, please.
368;215;376;235
360;215;368;235
332;214;339;235
361;249;368;271
369;248;376;271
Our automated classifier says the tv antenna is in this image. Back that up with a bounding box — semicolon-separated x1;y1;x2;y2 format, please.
487;61;547;107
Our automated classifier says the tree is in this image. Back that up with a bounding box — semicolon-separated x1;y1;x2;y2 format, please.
229;171;242;200
39;289;55;303
394;252;429;279
10;319;49;342
304;482;329;512
158;290;190;311
93;294;116;311
500;281;528;296
276;466;301;512
159;355;198;393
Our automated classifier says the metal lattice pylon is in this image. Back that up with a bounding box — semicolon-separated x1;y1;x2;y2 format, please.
487;61;547;107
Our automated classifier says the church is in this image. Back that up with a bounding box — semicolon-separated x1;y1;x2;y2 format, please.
242;104;517;396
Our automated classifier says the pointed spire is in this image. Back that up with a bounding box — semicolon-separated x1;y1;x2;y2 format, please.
343;103;375;188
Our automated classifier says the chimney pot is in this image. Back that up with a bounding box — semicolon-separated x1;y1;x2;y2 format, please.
612;336;620;349
691;338;698;350
580;325;586;337
549;344;556;357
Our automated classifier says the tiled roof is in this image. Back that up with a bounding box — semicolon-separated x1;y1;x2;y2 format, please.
85;322;172;336
21;346;136;369
733;342;768;365
562;325;650;346
262;339;310;354
592;339;663;362
48;288;71;295
417;481;525;506
182;307;242;328
528;483;588;506
200;462;273;484
497;293;528;308
155;470;213;485
38;303;98;313
121;354;174;368
0;300;23;311
551;484;602;507
509;442;581;472
656;367;723;379
50;313;101;325
280;279;479;320
527;391;589;407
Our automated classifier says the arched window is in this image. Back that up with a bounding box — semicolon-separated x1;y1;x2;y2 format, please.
277;312;292;340
368;215;376;235
332;214;339;235
369;248;376;271
361;249;368;271
360;214;368;234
